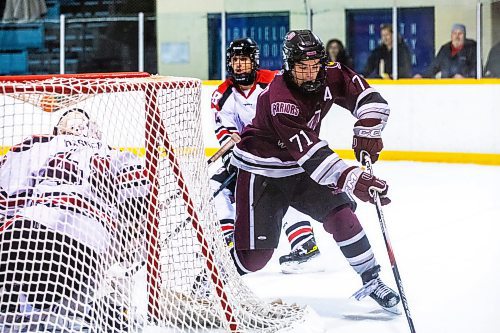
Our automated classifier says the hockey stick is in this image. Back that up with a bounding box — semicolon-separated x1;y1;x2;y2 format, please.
164;131;240;209
363;152;417;333
207;133;241;166
167;133;241;235
211;171;236;199
121;171;237;278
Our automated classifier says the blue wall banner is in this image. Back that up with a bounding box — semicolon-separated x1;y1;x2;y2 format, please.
208;12;289;79
346;7;435;76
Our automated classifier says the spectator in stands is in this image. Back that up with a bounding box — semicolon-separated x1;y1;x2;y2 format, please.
362;24;412;79
325;39;353;68
418;24;476;78
484;41;500;78
2;0;47;22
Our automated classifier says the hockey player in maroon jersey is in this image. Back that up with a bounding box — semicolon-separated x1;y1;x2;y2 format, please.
210;37;322;273
229;30;401;312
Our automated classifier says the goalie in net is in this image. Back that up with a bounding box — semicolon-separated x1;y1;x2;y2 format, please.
0;108;150;331
0;75;314;333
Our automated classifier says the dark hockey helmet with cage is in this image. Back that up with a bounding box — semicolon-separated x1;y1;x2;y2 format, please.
282;30;327;93
226;38;260;86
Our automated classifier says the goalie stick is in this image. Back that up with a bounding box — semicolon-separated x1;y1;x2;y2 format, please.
362;152;417;333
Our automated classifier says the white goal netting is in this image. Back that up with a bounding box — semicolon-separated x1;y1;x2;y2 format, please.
0;73;307;333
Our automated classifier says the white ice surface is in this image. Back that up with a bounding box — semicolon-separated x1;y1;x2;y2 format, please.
240;161;500;333
138;161;499;333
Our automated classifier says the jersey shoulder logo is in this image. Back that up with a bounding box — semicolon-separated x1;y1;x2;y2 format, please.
211;90;223;107
212;80;234;110
328;62;341;69
271;102;300;117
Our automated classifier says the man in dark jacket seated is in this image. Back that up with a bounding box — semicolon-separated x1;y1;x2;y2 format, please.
484;41;500;78
362;24;412;79
419;24;476;78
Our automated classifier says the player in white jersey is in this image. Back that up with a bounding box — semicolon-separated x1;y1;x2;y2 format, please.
210;38;322;273
0;109;149;331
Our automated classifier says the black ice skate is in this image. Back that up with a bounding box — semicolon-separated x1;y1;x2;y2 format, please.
191;269;218;299
353;265;401;314
279;239;323;274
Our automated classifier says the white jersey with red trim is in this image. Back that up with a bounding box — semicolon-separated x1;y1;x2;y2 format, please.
209;70;321;257
0;134;149;253
211;69;276;146
209;70;276;228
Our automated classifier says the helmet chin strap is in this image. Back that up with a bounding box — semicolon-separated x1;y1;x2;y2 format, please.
290;68;326;94
232;70;257;86
300;80;322;93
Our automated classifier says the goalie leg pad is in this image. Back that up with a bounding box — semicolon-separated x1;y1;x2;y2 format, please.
0;219;98;313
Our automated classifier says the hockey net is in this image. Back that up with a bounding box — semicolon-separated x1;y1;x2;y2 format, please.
0;73;307;332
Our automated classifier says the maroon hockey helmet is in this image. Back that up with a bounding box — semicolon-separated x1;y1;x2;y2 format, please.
282;30;327;93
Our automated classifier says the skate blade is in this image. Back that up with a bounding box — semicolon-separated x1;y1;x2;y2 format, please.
381;304;402;315
280;254;324;274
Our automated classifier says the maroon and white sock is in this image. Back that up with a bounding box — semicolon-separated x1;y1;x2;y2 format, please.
323;205;377;275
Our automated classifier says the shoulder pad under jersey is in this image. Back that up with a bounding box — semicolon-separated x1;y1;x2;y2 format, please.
10;135;55;153
211;78;234;111
255;69;277;87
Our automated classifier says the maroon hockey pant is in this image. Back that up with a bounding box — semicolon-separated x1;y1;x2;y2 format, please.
232;170;365;274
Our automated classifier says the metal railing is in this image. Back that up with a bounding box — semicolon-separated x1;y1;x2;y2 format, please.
59;12;146;74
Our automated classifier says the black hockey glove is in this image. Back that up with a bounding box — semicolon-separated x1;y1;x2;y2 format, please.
222;149;237;175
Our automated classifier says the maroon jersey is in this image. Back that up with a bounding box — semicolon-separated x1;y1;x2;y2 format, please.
231;62;390;185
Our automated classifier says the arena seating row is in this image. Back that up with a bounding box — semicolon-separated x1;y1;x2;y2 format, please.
0;0;128;75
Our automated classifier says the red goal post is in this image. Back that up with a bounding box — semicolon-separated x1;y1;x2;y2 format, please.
0;72;308;332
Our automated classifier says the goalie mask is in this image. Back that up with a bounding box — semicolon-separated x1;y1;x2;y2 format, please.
226;38;260;86
282;30;327;93
53;108;102;140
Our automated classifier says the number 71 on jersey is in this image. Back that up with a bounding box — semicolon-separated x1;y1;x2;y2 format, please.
289;130;313;153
